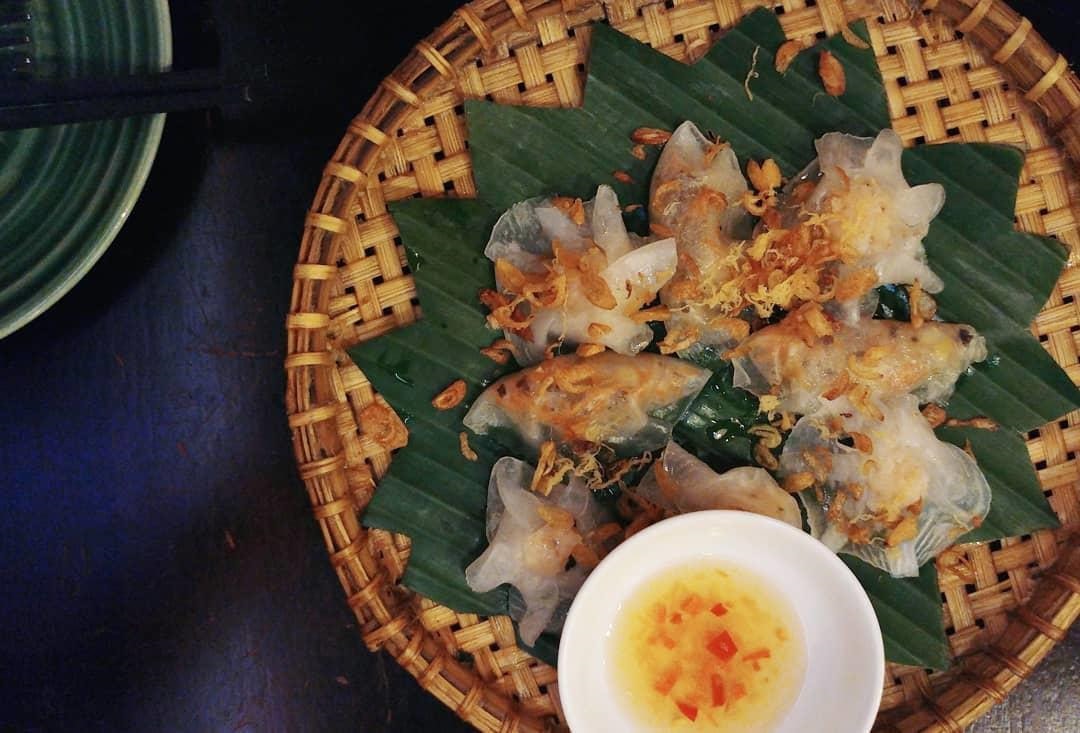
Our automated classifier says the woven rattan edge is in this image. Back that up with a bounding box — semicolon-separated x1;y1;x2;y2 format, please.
285;2;1080;731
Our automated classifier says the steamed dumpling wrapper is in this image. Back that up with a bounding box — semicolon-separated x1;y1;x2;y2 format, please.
807;129;944;290
466;457;609;645
650;121;753;353
462;351;711;456
484;185;677;366
791;129;945;321
777;394;991;577
631;441;801;527
652;128;947;345
650;120;751;246
730;308;987;416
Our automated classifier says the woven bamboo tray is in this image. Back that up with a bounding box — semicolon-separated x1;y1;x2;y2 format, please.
286;1;1080;730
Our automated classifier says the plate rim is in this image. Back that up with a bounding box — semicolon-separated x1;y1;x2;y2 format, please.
0;0;174;340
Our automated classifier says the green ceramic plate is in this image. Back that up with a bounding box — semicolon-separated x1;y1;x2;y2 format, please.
0;0;172;339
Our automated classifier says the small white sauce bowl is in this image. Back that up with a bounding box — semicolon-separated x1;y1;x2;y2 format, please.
558;510;884;733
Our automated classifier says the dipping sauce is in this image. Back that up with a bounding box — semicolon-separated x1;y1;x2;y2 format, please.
610;560;806;732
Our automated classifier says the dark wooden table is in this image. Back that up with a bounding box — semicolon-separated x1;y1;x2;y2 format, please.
0;2;1075;731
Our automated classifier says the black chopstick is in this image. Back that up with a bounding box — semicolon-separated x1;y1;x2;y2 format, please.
0;68;261;130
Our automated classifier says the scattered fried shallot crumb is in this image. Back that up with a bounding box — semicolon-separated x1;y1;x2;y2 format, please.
629;305;672;323
538;504;575;529
552;196;586;225
480;345;511;364
921;403;948;428
791;180;816;204
753;441;779;470
772;410;797;433
631;127;672;145
886;515;918;547
531;440;575;495
570;542;600;569
588;452;652;491
578;250;618;309
630;144;647;160
587;322;613;340
819;50;846;96
659;325;700;355
624;514;655;539
774;39;804;74
432;379;467;410
575;343;606;357
459;431;478;462
741;190;768;216
909;279;926;328
840;23;870;50
748;423;783;449
718;317;751;342
649;222;675;238
908;279;939;328
612;170;635;184
835;267;878;302
945;416;999;431
822;371;851;401
783;471;815;493
747;158;782;192
359;400;409;450
848;431;874;453
586;522;623;548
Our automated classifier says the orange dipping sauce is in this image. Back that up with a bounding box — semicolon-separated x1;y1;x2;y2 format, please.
610;561;806;731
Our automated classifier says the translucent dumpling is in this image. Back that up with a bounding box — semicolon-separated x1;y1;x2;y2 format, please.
462;351;711;455
650;120;751;245
631;441;801;527
803;129;945;297
465;457;608;645
778;394;991;577
651;121;752;352
484;185;677;365
730;310;987;416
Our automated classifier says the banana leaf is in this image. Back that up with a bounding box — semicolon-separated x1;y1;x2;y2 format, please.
904;143;1079;432
354;9;1075;671
468;9;888;213
842;557;950;670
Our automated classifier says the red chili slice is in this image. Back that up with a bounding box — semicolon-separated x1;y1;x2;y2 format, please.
707;630;738;661
680;593;705;615
676;701;699;721
654;664;681;695
731;682;747;701
710;675;726;707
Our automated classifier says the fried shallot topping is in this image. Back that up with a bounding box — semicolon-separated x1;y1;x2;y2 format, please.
432;379;467;410
774;39;804;74
531;440;576;496
631;126;673;145
359;400;409;451
459;431;479;462
819;50;846;96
